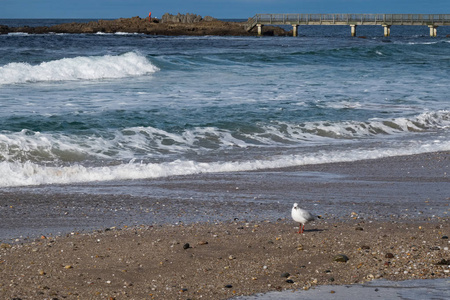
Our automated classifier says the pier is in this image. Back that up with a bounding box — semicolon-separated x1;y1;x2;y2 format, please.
247;14;450;37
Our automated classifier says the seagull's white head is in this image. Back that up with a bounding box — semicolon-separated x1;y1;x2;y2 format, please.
293;203;298;209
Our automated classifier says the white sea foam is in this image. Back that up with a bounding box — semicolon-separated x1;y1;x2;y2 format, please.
1;111;449;164
0;52;159;85
7;32;29;36
1;139;449;187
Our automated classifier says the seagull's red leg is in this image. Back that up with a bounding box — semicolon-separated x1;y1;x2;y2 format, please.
302;224;305;233
298;223;302;234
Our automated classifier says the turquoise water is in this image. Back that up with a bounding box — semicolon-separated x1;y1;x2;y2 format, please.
0;23;449;187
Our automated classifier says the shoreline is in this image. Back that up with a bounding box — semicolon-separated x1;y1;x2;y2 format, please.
1;151;448;242
0;151;449;298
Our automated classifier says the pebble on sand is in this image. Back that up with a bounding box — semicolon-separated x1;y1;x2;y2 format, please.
333;254;349;262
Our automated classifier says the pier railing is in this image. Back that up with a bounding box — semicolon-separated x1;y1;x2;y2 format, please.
247;13;450;30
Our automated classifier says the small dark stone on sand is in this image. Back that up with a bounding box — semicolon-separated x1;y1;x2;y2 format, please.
385;253;394;258
224;284;233;288
281;272;290;278
183;243;190;249
329;277;335;282
333;254;349;262
435;259;450;265
441;236;448;239
286;279;294;283
429;246;440;251
355;227;364;231
361;245;370;250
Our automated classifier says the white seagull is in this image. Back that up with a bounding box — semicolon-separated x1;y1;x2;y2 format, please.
291;203;315;234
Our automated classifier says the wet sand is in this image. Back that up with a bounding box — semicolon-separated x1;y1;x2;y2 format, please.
0;151;449;298
0;151;448;242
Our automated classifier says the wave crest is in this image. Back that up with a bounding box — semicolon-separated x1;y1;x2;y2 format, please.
0;111;449;164
0;52;159;85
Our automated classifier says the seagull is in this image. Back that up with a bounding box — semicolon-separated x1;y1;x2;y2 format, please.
291;203;315;234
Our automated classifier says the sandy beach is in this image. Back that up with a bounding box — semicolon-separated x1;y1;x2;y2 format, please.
1;220;449;299
0;151;449;299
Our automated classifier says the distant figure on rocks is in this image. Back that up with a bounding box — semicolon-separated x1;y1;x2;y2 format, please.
291;203;315;234
148;12;152;21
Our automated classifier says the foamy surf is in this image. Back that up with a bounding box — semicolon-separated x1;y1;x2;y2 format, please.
1;140;449;187
0;111;448;164
0;52;158;85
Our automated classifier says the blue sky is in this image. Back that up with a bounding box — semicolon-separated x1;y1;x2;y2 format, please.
1;0;449;19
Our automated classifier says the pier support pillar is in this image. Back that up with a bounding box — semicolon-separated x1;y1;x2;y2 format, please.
257;24;263;36
383;25;391;37
350;25;357;37
292;24;298;37
428;25;438;37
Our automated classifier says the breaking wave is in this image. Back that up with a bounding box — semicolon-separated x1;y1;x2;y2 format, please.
0;111;449;164
0;52;158;85
1;140;449;187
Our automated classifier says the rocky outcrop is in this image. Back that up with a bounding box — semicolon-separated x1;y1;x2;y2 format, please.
0;15;288;36
0;25;9;34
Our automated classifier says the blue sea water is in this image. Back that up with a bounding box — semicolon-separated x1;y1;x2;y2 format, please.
0;21;449;188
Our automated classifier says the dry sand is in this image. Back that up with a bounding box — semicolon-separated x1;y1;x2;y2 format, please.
1;219;449;299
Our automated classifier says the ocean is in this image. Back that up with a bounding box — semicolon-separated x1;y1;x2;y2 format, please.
1;21;449;189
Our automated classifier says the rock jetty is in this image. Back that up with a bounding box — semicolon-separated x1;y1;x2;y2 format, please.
0;14;288;36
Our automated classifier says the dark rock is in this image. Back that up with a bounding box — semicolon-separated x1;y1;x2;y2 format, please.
329;277;335;282
1;16;283;36
280;272;290;278
442;236;448;239
361;245;370;250
0;25;9;34
355;227;364;231
334;254;349;262
385;253;394;258
286;279;294;283
435;259;450;265
183;243;190;250
430;246;440;251
224;284;233;288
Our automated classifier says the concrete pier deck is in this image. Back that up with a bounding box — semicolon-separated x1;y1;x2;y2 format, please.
248;14;450;37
